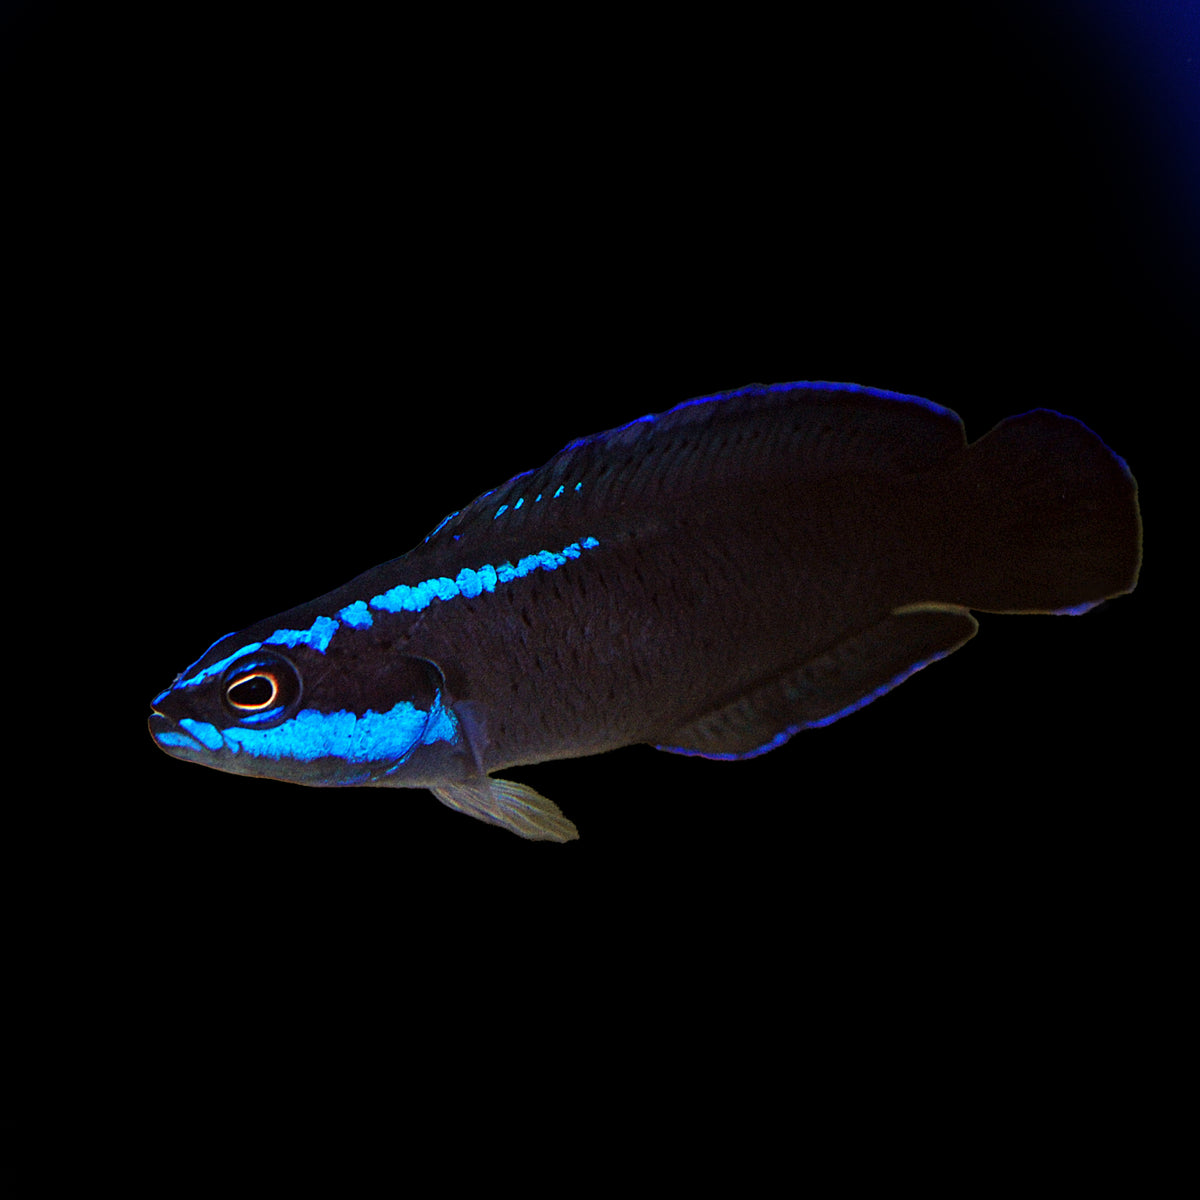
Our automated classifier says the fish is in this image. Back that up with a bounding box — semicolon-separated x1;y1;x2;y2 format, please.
148;381;1141;842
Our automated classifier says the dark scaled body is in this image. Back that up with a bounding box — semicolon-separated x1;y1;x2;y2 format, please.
149;382;1141;840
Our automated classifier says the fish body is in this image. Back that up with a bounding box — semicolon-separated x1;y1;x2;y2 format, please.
149;381;1141;840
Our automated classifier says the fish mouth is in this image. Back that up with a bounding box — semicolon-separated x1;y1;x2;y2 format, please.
148;710;224;758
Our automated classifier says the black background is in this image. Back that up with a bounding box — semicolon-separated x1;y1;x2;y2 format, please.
6;0;1192;1180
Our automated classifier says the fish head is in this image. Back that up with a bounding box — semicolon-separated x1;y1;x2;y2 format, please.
149;626;463;788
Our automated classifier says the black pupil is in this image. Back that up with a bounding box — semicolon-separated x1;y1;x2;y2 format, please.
229;675;275;707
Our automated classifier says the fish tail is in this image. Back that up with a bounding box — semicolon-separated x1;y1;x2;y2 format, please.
943;409;1141;613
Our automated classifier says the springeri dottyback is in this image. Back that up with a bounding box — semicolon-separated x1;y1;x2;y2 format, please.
149;381;1141;841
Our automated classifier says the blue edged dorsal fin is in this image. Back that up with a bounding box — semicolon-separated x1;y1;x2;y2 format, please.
421;382;966;557
656;604;979;759
431;778;580;842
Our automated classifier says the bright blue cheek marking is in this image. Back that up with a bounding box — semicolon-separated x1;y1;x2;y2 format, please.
157;730;207;751
179;719;225;751
422;703;458;746
220;700;460;764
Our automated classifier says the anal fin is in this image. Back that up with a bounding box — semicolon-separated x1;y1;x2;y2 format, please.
657;604;979;759
432;777;580;842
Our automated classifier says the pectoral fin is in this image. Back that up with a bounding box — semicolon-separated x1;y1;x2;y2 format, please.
432;777;580;842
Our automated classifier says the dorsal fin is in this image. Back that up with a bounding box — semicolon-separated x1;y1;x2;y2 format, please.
422;382;967;558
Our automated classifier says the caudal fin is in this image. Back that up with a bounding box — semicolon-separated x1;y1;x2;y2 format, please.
946;409;1141;614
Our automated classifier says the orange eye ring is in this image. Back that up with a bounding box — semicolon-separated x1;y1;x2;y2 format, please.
225;671;281;711
219;651;301;721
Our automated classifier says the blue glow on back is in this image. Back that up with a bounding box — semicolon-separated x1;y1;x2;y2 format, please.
338;600;373;628
456;567;483;598
759;380;957;423
492;479;579;522
369;537;600;615
425;510;459;541
168;384;937;700
265;615;339;653
558;380;961;462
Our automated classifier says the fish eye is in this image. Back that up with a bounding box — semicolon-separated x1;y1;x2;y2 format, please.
221;653;301;723
226;672;279;710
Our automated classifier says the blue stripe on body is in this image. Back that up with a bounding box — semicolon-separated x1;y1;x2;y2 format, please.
175;615;341;690
264;614;340;653
176;694;459;766
338;600;373;628
176;534;601;686
177;641;265;689
492;479;581;521
345;536;601;623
